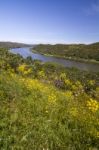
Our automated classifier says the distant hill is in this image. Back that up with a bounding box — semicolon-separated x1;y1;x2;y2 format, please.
33;42;99;62
0;42;33;48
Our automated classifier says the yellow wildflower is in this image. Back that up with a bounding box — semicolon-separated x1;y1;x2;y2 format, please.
18;64;32;75
48;93;57;103
65;91;74;101
70;107;78;117
64;79;71;85
18;64;26;72
86;98;99;113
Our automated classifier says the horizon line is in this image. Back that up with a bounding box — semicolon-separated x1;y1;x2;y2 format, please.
0;40;99;45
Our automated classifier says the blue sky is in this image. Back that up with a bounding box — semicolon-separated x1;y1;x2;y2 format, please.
0;0;99;44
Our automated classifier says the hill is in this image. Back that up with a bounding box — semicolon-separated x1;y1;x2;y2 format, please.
0;41;32;48
0;47;99;149
33;42;99;62
1;70;99;149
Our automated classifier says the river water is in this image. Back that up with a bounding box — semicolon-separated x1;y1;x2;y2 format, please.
10;47;99;72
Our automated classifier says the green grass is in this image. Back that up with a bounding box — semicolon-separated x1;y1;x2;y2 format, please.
0;48;99;149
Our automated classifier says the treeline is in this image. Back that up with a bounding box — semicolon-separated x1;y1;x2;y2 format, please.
33;42;99;61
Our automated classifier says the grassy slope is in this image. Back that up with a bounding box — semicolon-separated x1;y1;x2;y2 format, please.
0;47;99;149
0;71;99;150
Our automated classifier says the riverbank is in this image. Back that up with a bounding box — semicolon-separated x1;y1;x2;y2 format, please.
9;47;99;72
32;43;99;64
32;49;99;64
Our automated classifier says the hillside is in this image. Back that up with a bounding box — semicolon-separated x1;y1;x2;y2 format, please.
33;42;99;62
0;47;99;149
0;42;32;48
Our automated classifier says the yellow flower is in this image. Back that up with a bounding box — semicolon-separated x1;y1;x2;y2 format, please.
70;107;78;117
64;79;71;86
48;93;57;103
18;64;32;75
65;91;74;101
18;64;26;72
86;98;99;113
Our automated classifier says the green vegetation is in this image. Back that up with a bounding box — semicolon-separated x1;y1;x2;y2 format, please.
0;42;32;48
33;42;99;62
0;48;99;149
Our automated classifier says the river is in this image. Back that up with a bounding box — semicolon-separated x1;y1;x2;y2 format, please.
10;47;99;72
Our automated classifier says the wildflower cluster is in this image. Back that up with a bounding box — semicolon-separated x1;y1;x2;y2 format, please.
70;107;78;117
0;47;99;149
86;98;99;112
65;91;74;101
48;92;57;103
18;64;32;75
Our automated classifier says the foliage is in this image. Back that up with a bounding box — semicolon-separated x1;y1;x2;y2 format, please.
33;43;99;61
0;48;99;149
